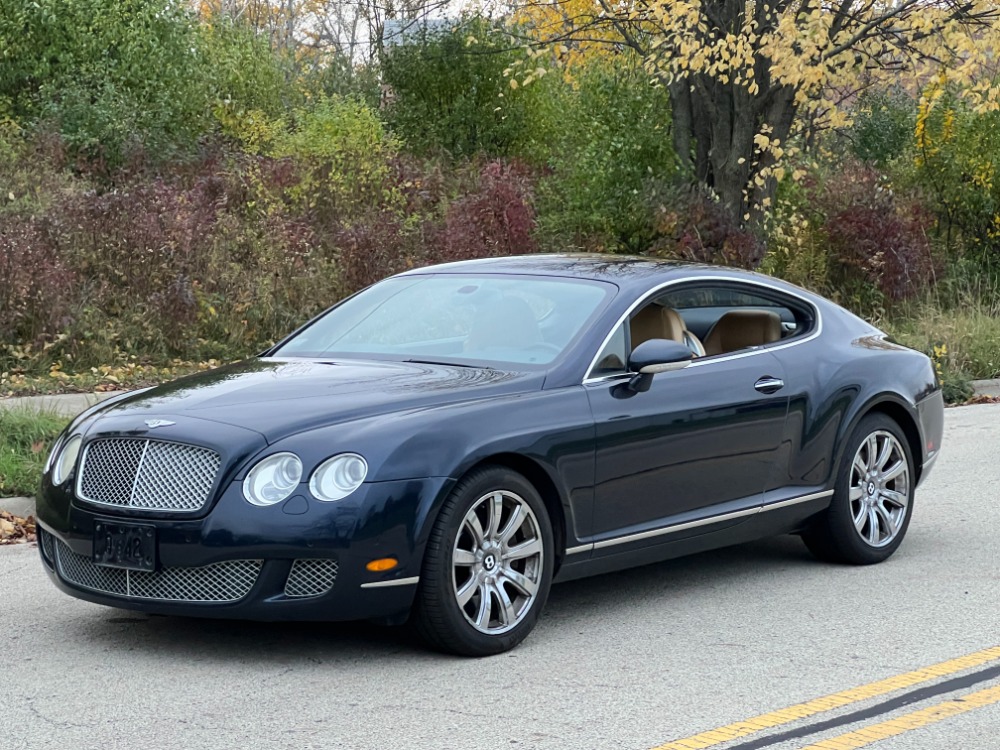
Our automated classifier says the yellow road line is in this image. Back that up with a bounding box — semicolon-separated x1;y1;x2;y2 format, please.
651;646;1000;750
798;684;1000;749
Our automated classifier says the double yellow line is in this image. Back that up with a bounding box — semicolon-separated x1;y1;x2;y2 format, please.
652;646;1000;750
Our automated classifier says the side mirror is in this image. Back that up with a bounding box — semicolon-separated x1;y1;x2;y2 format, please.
626;339;693;393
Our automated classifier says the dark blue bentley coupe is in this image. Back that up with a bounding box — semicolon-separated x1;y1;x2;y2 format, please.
37;255;944;655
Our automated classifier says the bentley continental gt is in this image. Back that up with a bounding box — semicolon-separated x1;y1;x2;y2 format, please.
37;255;944;655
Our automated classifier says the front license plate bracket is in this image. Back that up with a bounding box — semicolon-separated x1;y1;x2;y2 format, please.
93;521;156;572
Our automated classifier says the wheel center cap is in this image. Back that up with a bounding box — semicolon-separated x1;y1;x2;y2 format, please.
483;554;497;571
867;482;876;496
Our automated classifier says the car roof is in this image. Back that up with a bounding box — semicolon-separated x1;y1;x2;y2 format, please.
395;253;787;294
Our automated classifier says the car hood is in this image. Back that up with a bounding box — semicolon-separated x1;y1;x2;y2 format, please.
89;358;544;442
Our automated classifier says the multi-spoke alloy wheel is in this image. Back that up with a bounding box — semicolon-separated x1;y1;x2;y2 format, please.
414;466;554;656
803;413;915;565
453;490;543;635
848;430;910;548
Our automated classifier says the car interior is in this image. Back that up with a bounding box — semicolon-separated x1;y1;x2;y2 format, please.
590;284;814;378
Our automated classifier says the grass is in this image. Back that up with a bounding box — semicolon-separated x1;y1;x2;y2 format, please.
0;408;70;498
884;270;1000;387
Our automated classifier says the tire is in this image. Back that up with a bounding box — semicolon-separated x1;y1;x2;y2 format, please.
803;413;915;564
413;466;554;656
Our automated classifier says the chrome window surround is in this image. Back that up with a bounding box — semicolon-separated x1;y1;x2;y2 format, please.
582;275;823;384
564;489;834;555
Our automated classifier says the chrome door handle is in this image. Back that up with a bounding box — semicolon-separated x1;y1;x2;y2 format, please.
754;376;785;394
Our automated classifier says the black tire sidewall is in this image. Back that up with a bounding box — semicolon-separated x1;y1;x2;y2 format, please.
415;466;555;656
824;413;916;564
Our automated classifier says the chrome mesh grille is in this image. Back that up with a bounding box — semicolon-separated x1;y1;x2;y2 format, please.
78;438;221;512
38;529;55;568
54;540;261;603
284;558;339;598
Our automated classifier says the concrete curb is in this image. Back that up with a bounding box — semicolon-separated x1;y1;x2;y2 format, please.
971;379;1000;398
0;497;36;518
0;391;121;418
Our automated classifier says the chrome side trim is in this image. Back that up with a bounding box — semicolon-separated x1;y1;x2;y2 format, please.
760;489;833;511
592;506;760;550
360;576;420;589
588;488;834;551
564;544;594;555
582;275;823;384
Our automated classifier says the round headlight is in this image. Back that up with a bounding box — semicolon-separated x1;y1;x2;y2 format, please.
309;453;368;502
52;435;83;486
243;453;303;507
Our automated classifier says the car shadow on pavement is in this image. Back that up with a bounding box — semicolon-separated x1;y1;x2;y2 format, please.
71;534;818;661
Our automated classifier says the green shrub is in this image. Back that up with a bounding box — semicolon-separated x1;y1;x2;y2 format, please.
0;0;212;166
202;17;291;128
530;56;680;253
850;88;916;167
269;96;400;219
381;17;537;159
897;83;1000;261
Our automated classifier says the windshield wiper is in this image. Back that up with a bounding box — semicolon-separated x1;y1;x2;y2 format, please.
404;358;488;369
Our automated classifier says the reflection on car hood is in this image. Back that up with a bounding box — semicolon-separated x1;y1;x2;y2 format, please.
91;358;542;442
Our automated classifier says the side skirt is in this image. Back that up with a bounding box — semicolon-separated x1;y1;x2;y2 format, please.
553;490;832;583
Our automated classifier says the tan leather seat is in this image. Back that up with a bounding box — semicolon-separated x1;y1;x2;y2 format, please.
630;304;684;348
665;308;706;357
703;309;782;356
630;305;705;357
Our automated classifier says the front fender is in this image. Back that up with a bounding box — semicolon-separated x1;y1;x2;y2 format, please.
266;386;597;556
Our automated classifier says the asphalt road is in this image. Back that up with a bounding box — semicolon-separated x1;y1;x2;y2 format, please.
2;404;998;750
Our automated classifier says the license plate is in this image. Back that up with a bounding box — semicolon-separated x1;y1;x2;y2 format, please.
93;521;156;572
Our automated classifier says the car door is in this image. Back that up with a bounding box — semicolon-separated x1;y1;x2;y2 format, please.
583;305;790;552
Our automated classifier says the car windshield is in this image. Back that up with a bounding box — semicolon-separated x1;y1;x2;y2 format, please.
273;273;614;367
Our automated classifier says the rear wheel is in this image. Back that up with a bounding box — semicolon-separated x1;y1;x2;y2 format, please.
803;413;914;564
413;466;554;656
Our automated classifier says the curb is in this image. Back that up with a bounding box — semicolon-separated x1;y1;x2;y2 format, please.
971;379;1000;399
0;497;36;518
0;391;121;418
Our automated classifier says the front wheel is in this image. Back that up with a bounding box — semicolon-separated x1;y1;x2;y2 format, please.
803;413;915;564
413;466;554;656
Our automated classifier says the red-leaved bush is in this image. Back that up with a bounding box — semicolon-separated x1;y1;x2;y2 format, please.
441;160;538;261
813;162;937;300
336;158;539;293
0;217;77;346
647;185;765;269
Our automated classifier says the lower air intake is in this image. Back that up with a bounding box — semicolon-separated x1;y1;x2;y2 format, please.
284;558;339;598
54;540;261;603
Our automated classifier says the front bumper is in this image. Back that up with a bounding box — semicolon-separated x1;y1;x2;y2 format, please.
36;476;452;622
916;389;945;485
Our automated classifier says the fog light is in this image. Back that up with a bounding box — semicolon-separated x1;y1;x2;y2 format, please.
366;558;398;572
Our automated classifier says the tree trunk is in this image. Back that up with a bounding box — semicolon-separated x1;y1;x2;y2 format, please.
669;75;798;230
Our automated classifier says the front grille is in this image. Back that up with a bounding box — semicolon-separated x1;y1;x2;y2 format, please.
54;540;261;603
38;528;55;568
284;558;339;598
78;438;221;512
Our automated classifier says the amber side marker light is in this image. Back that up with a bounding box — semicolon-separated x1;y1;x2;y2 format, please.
366;558;398;572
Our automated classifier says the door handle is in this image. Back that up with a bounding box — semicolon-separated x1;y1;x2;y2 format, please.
754;376;785;394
